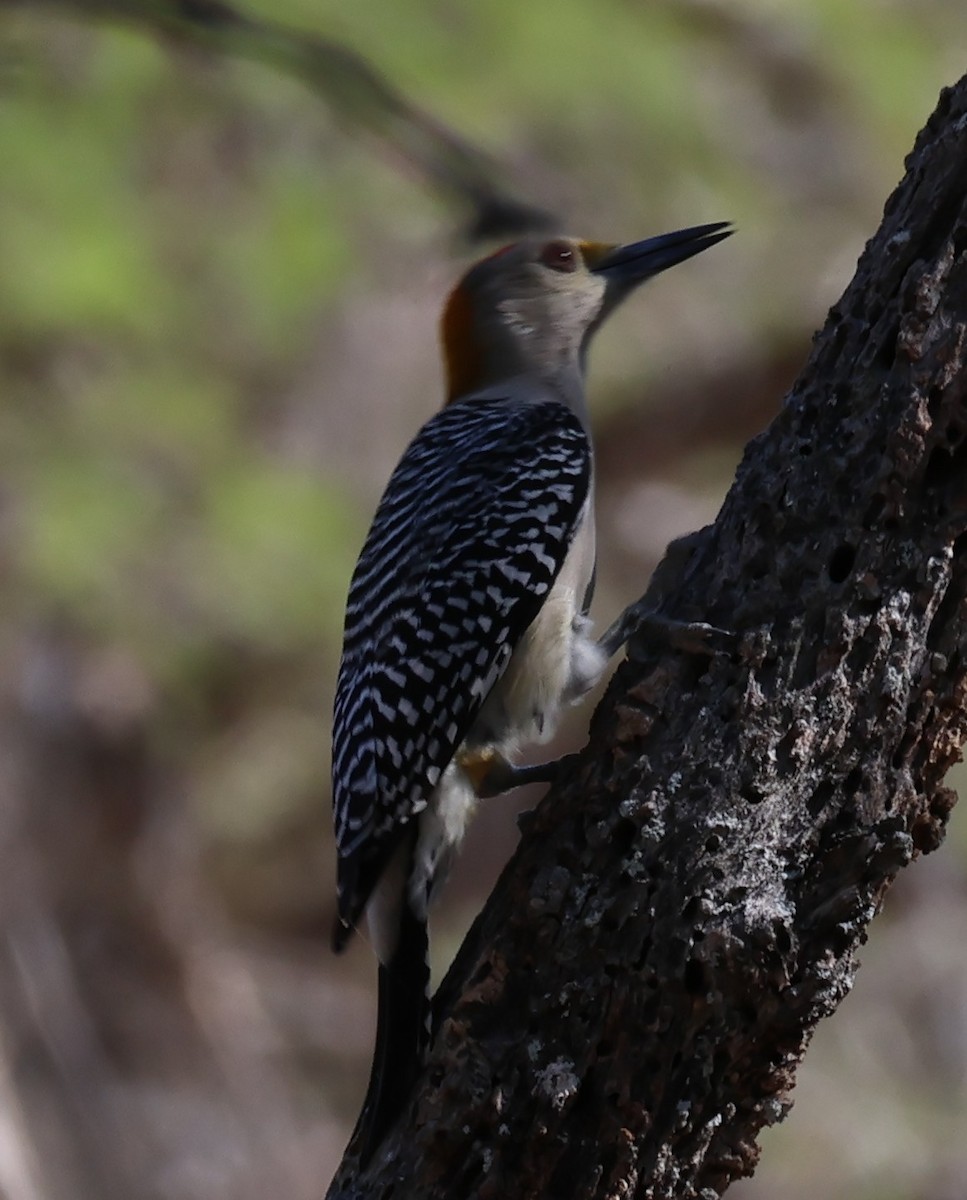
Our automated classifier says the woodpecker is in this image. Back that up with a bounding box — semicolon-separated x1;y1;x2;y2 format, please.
331;222;731;1162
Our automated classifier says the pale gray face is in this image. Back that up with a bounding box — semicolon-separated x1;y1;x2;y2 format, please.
462;238;610;379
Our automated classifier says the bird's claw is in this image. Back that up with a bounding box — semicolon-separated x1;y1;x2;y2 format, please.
652;617;736;657
601;600;735;660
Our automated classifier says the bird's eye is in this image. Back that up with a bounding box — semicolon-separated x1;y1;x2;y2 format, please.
539;240;578;273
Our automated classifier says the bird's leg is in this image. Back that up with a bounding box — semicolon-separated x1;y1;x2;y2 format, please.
597;598;734;660
599;529;735;660
458;747;581;799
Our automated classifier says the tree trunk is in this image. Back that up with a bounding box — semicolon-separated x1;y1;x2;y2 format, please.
327;72;967;1199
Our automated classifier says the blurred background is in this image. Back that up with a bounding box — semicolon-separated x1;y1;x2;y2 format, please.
1;1;966;1197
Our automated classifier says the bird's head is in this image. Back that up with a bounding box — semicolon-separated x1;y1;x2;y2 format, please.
441;222;732;405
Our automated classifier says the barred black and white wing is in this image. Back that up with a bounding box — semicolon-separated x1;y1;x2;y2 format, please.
331;396;591;941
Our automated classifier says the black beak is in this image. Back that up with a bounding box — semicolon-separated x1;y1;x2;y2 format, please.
590;222;732;289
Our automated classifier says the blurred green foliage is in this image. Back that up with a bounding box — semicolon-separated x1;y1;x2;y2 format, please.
3;0;963;696
0;12;367;694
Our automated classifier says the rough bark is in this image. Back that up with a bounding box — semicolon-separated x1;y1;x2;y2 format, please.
327;75;967;1199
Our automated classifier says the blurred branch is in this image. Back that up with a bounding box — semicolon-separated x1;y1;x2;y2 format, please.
666;0;837;118
0;0;556;242
329;75;967;1197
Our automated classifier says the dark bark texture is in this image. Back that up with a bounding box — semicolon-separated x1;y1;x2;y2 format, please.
328;75;967;1199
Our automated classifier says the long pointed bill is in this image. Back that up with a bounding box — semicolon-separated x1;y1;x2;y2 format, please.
588;221;732;294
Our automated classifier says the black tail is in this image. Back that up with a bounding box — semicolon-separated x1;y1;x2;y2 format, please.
350;899;430;1166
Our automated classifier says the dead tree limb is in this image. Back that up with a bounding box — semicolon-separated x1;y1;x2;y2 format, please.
328;73;967;1199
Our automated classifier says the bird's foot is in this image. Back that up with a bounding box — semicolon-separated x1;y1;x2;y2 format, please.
599;598;734;660
458;748;581;799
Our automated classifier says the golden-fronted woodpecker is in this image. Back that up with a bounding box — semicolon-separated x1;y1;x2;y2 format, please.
331;223;731;1162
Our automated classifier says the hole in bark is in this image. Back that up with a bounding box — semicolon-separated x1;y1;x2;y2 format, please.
953;533;967;562
799;440;813;457
925;445;951;488
830;805;855;832
807;780;835;817
612;816;637;855
469;960;493;988
828;543;855;583
746;550;772;582
924;440;967;491
774;922;792;954
856;593;882;616
705;834;721;852
877;323;899;368
917;173;966;266
844;766;863;796
684;958;706;995
927;386;944;419
776;726;798;771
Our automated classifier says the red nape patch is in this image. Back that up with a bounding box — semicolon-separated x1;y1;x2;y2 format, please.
440;281;483;405
440;243;520;404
